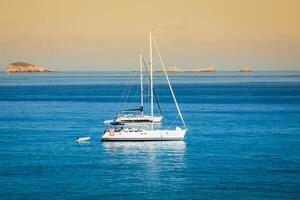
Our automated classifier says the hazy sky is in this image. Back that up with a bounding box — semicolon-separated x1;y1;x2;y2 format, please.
0;0;299;71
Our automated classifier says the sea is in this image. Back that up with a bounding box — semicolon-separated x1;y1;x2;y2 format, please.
0;71;299;199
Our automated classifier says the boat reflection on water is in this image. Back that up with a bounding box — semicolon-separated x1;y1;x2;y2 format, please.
101;141;187;192
102;141;186;153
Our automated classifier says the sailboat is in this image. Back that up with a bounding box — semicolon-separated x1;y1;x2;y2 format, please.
101;31;187;141
103;52;163;125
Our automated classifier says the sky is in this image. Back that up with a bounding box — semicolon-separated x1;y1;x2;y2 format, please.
0;0;299;71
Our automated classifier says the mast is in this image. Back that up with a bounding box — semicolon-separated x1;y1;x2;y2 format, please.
150;31;153;118
140;52;144;115
152;33;186;128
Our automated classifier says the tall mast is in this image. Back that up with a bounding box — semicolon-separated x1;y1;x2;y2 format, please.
152;34;186;128
140;52;144;115
150;31;153;118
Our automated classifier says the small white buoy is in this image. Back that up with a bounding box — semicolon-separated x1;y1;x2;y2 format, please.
75;137;91;142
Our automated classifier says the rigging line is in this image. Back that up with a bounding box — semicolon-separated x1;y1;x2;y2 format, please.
121;71;138;111
167;114;179;129
117;73;132;112
120;73;133;111
142;57;163;116
152;33;186;128
117;70;138;112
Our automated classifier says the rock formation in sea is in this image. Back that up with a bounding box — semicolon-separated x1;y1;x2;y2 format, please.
190;66;216;72
6;62;53;73
159;66;215;72
160;66;186;72
240;65;253;72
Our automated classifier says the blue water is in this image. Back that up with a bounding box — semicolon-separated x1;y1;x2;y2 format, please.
0;71;300;199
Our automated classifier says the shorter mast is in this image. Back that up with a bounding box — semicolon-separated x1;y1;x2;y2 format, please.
150;31;153;118
152;34;186;128
140;52;144;115
150;31;154;130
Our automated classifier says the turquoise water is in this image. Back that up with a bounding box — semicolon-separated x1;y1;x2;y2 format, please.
0;71;300;199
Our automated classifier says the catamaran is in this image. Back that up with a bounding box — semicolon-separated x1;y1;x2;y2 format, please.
103;52;163;125
101;31;187;141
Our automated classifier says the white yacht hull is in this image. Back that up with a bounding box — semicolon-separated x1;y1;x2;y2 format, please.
104;115;163;125
116;115;163;123
101;127;186;141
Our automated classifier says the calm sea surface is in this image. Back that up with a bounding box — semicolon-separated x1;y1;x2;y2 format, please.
0;71;300;199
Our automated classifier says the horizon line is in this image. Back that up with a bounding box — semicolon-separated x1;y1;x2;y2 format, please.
1;70;300;72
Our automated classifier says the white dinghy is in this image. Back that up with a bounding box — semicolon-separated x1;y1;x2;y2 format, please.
101;31;187;141
76;137;91;142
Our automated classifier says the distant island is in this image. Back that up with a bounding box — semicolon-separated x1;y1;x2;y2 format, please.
240;65;253;72
158;66;216;72
6;62;55;73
